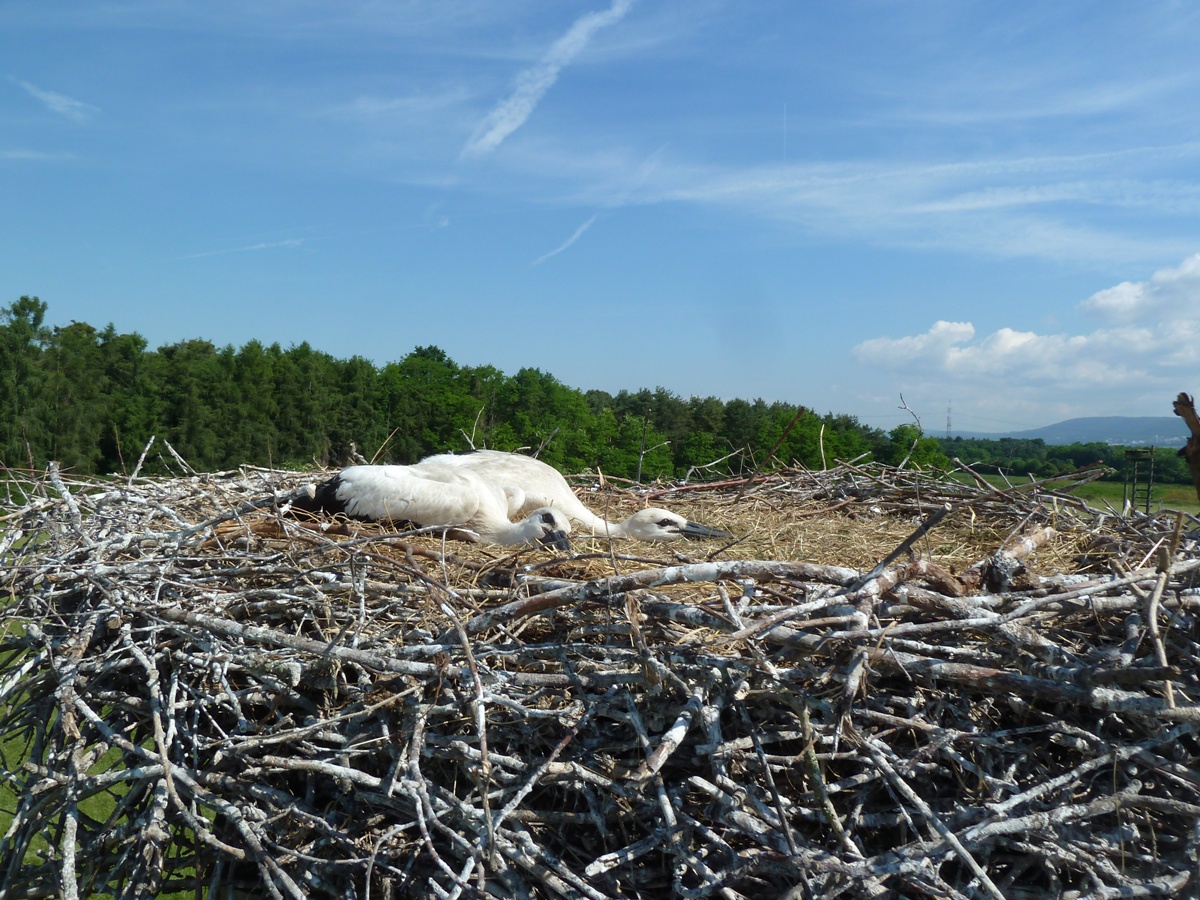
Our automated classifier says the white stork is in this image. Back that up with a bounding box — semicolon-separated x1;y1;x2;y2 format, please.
292;462;572;550
418;449;732;542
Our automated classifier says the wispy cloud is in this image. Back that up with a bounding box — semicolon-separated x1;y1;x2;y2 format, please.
15;79;99;123
531;215;598;266
180;239;305;260
340;88;471;121
422;203;451;230
462;0;635;158
1;148;76;161
578;144;1200;265
884;75;1189;128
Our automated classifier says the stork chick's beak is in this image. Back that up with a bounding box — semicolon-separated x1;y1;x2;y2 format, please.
677;521;733;540
538;529;572;552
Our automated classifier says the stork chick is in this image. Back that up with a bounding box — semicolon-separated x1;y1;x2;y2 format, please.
293;462;571;550
419;449;731;542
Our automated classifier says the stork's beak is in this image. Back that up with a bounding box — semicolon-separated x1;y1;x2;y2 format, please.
678;520;733;540
538;529;571;552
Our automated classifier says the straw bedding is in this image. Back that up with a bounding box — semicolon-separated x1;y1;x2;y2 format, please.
2;450;1199;899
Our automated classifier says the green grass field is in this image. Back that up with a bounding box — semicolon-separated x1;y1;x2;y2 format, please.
969;474;1200;515
1074;479;1200;514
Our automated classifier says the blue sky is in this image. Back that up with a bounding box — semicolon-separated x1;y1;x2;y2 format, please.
4;2;1200;435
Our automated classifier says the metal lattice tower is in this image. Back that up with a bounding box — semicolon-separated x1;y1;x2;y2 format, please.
1123;447;1156;515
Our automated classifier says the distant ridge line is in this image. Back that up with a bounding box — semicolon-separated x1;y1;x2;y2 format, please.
945;416;1187;447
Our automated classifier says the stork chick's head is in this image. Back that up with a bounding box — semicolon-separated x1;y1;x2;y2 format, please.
523;507;572;551
622;508;732;542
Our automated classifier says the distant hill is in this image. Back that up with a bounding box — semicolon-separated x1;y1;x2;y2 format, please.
948;416;1188;447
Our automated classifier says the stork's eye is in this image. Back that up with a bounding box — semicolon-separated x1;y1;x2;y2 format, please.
658;519;674;528
541;512;555;524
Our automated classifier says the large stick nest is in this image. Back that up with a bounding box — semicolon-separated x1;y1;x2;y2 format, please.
2;454;1200;899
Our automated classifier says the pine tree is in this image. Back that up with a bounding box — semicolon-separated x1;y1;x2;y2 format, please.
0;297;51;470
44;320;109;473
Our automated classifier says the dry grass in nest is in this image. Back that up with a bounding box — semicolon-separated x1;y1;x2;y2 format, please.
2;454;1200;899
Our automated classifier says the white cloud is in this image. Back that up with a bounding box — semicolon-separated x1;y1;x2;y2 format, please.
855;319;1151;384
1081;251;1200;322
855;320;975;370
16;79;98;123
1082;281;1147;320
852;251;1200;419
461;0;635;158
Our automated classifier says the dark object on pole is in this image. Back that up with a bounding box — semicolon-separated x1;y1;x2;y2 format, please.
1173;392;1200;503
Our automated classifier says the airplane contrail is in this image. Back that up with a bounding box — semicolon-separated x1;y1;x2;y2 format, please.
531;215;599;266
180;239;305;260
14;78;99;122
462;0;635;157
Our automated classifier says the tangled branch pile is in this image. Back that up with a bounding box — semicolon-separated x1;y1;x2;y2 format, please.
2;455;1200;899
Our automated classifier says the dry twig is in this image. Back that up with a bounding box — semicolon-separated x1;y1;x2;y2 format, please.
2;459;1198;897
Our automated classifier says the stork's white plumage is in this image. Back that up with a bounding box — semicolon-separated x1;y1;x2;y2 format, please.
418;449;732;542
293;463;571;550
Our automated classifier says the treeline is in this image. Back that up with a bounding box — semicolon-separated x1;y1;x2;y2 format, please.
1;297;930;480
936;436;1193;486
2;296;1189;486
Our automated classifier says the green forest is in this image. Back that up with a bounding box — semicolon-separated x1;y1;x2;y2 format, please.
0;296;1192;486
